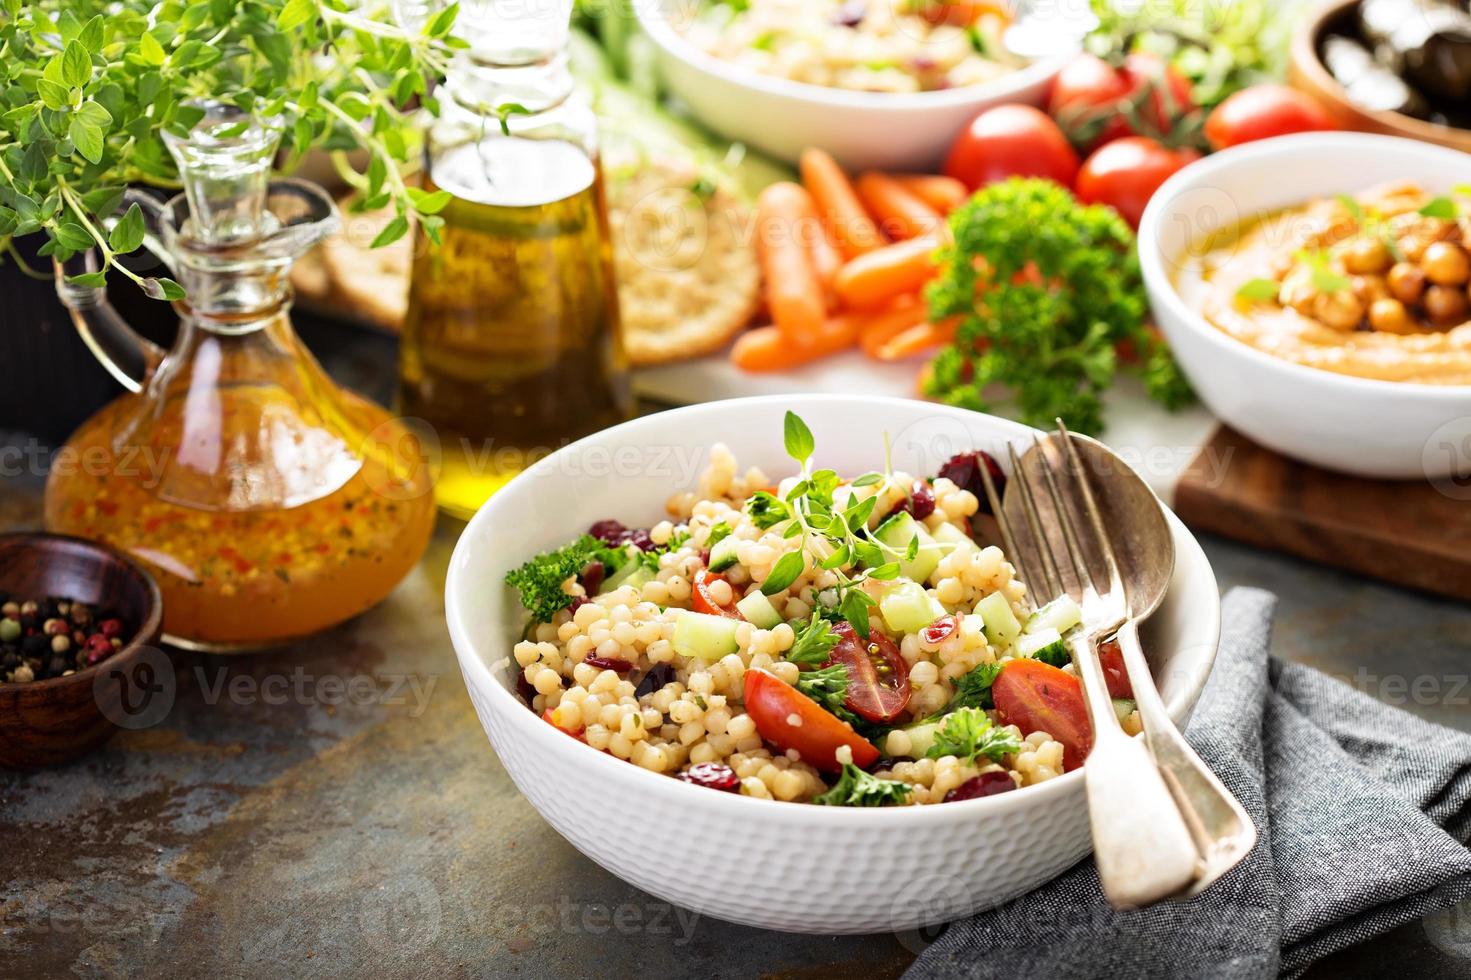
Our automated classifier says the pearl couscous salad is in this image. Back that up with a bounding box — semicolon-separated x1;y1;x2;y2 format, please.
506;413;1140;806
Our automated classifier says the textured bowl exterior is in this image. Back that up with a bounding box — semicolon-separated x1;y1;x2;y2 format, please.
634;0;1072;171
446;396;1222;933
1139;133;1471;480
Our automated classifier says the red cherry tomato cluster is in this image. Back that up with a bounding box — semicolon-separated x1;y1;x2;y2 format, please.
943;55;1340;230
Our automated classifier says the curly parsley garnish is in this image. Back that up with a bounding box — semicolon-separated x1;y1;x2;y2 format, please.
947;663;1003;712
923;179;1192;435
784;615;841;667
924;707;1022;764
505;535;623;623
794;663;849;714
813;762;912;807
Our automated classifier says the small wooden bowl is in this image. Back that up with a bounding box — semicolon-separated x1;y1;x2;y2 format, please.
0;533;164;769
1290;0;1471;153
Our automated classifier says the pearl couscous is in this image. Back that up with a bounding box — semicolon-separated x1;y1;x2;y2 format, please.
505;414;1142;806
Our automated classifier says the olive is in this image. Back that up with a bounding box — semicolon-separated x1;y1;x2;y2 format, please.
1343;237;1392;275
1368;298;1415;334
1311;290;1364;331
1387;262;1427;305
1422;242;1471;287
1424;285;1470;326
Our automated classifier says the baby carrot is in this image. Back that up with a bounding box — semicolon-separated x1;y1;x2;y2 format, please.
730;313;863;372
835;234;942;310
855;172;944;240
757;182;829;346
799;148;883;259
807;221;845;301
858;297;929;358
873;318;959;361
892;174;969;214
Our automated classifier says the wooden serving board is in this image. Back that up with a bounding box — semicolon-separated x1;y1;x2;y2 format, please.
1174;427;1471;603
636;355;1471;602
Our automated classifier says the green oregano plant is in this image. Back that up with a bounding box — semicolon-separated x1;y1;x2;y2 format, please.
0;0;464;298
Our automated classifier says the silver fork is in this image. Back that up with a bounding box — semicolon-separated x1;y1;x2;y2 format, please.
976;433;1201;909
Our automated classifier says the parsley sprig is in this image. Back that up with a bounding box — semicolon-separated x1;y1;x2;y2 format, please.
923;179;1192;435
813;762;912;807
0;0;465;295
924;707;1022;765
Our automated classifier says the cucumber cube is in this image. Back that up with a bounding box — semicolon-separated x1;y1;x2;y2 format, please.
974;591;1021;649
672;610;741;661
874;511;944;584
735;591;782;629
879;581;947;635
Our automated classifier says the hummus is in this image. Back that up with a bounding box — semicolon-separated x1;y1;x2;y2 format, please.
1174;182;1471;385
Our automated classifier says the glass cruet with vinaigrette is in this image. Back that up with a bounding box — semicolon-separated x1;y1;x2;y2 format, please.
397;0;632;520
44;103;437;651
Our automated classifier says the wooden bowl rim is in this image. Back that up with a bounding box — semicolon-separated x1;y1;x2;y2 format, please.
0;531;165;695
1291;0;1471;150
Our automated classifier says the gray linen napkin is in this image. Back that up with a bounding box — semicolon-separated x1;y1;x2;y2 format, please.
903;587;1471;980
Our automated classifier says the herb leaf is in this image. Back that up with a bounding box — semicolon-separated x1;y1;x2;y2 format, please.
924;707;1022;764
505;535;624;623
746;491;791;530
785;614;841;667
948;662;1002;711
784;411;815;463
1419;197;1458;220
1236;278;1279;303
794;663;849;715
761;550;805;596
813;762;912;807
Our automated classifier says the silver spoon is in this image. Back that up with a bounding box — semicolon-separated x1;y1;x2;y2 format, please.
1009;427;1258;900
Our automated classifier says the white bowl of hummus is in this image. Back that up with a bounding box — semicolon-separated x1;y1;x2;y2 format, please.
635;0;1081;171
1139;132;1471;480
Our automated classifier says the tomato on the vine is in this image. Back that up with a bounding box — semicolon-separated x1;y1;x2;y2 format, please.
1075;136;1199;229
825;622;911;723
943;104;1079;191
743;668;880;773
1047;53;1196;153
1204;85;1338;151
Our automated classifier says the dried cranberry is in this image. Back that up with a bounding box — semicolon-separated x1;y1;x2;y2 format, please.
677;762;741;792
625;528;655;552
883;480;937;523
98;618;124;638
943;771;1016;802
588;520;628;546
516;672;537;706
920;616;957;646
831;0;865;26
579;560;605;594
634;663;675;698
584;655;634;674
937;451;1006;515
567;595;589;615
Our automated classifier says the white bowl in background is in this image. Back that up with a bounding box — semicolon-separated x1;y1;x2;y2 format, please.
1139;132;1471;480
445;395;1222;933
633;0;1077;171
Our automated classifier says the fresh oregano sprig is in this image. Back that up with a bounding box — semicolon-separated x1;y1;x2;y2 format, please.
0;0;465;297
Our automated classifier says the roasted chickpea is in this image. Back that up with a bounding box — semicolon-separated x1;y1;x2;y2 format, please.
1342;237;1392;275
1368;298;1415;334
1310;290;1364;331
1387;262;1427;305
1424;285;1470;325
1351;274;1389;304
1422;241;1471;287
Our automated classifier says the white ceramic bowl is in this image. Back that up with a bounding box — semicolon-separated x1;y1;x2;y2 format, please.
1139;133;1471;479
445;395;1222;933
633;0;1076;171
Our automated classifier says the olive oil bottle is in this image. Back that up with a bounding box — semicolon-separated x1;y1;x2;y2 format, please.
399;2;630;519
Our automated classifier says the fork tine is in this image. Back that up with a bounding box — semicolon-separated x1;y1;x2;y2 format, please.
1006;443;1065;600
1055;420;1125;596
1032;433;1097;599
976;449;1038;608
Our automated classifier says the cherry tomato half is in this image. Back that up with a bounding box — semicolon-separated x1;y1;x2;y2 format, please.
743;668;880;773
914;0;1011;28
1204;85;1338;151
691;568;742;618
541;707;586;742
943;105;1079;191
1075;136;1199;229
825;622;911;724
1048;53;1196;153
1098;638;1133;699
991;659;1092;771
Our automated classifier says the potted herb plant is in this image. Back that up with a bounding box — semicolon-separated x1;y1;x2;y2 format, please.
0;0;459;439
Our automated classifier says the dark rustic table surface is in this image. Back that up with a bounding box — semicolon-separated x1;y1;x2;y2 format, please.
2;317;1468;979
